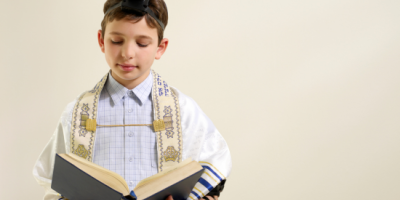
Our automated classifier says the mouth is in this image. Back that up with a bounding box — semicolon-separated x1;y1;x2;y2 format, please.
118;63;137;72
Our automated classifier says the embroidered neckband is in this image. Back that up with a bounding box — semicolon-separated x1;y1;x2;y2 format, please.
104;0;165;30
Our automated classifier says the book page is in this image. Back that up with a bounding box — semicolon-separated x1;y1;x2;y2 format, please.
135;158;192;188
133;161;204;200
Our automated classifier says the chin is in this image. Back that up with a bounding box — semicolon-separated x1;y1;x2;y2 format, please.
120;74;138;80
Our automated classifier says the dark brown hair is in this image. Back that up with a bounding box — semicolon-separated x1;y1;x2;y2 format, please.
100;0;168;45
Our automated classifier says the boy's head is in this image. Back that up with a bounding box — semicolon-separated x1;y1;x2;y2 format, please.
97;0;169;89
100;0;168;45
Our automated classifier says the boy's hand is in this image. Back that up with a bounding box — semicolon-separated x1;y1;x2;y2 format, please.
165;195;218;200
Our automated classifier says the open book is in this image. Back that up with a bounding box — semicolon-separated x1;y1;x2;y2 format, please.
51;153;204;200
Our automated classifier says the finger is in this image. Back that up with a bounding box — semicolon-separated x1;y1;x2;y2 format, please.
165;195;173;200
214;195;219;200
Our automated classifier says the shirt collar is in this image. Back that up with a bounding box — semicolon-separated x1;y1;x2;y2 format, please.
105;71;153;106
132;71;153;105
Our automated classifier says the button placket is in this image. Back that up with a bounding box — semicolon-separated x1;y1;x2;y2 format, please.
124;94;135;187
127;90;134;113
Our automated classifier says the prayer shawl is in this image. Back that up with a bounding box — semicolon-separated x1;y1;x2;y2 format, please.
33;70;232;200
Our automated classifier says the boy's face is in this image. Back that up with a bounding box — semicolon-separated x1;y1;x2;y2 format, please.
98;17;168;89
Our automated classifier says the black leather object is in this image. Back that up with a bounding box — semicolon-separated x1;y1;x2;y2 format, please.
205;179;226;197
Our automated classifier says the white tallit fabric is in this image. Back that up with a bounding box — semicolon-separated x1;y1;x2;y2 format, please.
32;82;232;200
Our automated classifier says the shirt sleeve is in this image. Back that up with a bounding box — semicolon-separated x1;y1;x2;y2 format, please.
32;100;76;200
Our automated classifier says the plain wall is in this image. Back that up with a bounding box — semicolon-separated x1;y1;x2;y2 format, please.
1;0;400;199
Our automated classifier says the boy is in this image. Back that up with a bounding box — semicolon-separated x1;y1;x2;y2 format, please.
32;0;231;200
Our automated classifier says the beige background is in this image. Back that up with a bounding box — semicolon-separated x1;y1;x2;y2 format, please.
1;0;400;199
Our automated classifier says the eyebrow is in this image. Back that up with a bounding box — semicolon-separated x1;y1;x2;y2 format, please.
109;31;153;40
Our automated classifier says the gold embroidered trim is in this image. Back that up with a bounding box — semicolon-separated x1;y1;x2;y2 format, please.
153;119;166;132
85;119;97;132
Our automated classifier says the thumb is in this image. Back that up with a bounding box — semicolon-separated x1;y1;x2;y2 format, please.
165;195;174;200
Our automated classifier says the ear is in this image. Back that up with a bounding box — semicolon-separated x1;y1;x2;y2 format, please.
155;38;169;60
97;29;105;53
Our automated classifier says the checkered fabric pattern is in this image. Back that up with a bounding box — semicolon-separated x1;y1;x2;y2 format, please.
92;71;157;190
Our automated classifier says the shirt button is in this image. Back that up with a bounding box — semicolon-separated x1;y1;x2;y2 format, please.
129;157;133;162
129;181;133;186
129;132;133;137
128;108;133;113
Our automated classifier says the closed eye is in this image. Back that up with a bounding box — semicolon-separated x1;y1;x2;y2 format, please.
111;40;122;44
137;43;148;47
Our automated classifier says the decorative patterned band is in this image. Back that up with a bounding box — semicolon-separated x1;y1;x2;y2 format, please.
151;69;183;172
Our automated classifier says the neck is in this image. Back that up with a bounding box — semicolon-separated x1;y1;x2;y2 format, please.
110;70;150;90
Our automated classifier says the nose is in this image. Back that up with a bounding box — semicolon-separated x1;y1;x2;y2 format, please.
121;41;135;60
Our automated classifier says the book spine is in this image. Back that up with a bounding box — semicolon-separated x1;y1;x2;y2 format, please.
122;191;137;200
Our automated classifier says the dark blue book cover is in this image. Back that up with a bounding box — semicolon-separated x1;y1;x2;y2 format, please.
51;154;204;200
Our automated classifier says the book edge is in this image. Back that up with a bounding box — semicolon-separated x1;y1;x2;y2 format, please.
140;168;205;200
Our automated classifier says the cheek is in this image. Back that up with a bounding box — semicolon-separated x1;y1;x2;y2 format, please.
105;46;120;58
104;47;119;66
138;48;157;62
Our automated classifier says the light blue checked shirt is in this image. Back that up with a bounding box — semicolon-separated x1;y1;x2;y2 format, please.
92;71;157;190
